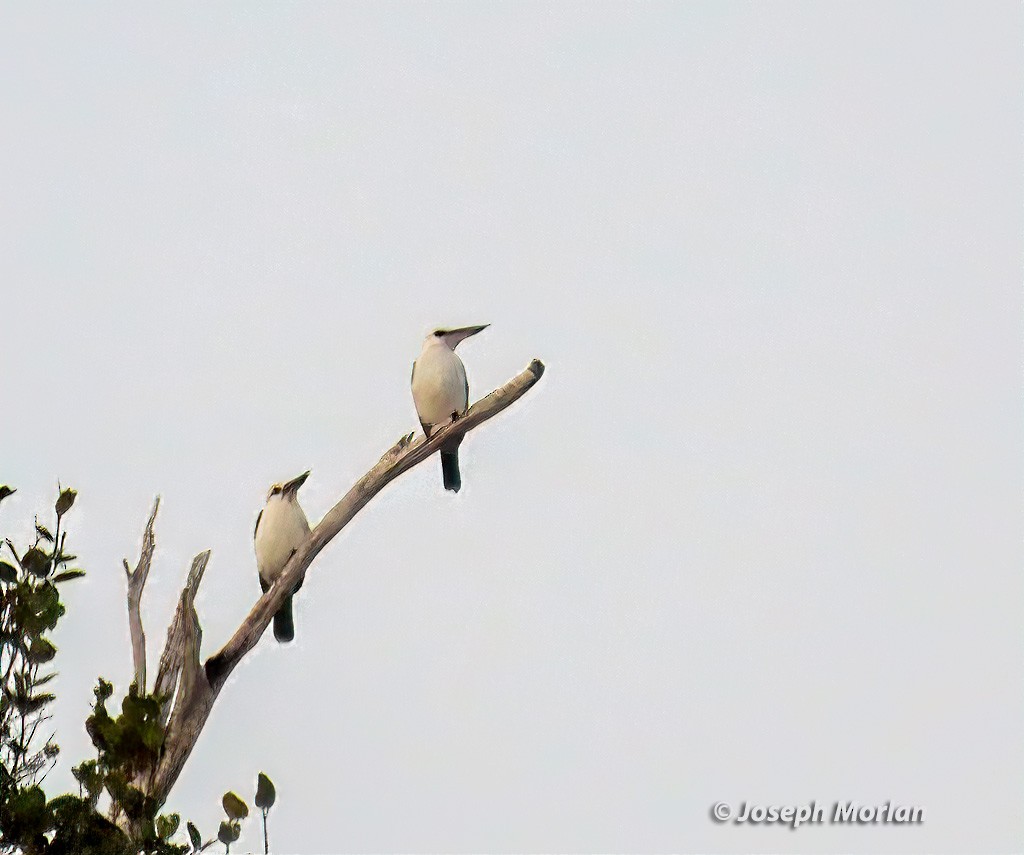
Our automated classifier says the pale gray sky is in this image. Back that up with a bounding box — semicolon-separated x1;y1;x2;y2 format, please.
1;2;1021;852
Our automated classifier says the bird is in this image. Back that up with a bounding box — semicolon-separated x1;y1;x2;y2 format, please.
254;470;311;642
411;324;489;493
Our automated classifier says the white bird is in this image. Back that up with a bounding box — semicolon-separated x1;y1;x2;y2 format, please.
254;470;310;642
411;324;489;492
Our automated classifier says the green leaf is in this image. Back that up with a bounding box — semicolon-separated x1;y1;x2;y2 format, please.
73;760;105;802
137;817;158;846
53;568;86;583
47;793;86;823
12;582;60;635
95;678;114;702
121;688;163;738
0;561;17;583
85;708;118;755
140;718;165;753
4;785;47;839
48;798;135;854
108;781;146;820
31;671;57;687
255;772;276;810
34;523;54;543
21;547;50;577
156;812;180;839
28;636;56;664
187;821;202;851
218;820;240;844
222;791;249;820
0;485;15;505
55;487;77;518
20;692;55;714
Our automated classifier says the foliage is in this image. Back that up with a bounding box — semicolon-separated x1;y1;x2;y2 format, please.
188;773;276;854
0;486;86;854
1;487;282;855
71;679;183;854
0;487;183;854
254;773;276;855
1;487;77;798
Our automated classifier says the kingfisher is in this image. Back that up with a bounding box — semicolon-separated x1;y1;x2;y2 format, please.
254;470;310;642
411;324;489;492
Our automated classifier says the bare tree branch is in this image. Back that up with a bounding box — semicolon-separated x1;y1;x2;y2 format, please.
143;358;544;809
153;551;210;724
124;497;159;692
151;576;210;802
207;358;544;681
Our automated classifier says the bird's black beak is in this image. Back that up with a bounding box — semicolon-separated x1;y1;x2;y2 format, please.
443;324;489;349
282;470;310;495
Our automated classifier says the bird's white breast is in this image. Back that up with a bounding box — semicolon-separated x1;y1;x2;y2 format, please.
255;495;310;584
412;341;468;429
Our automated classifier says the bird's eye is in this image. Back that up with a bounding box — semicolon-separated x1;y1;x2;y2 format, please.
433;329;446;337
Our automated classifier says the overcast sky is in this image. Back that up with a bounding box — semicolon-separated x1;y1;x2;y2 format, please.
1;3;1021;852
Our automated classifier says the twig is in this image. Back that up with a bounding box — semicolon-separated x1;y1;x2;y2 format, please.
124;498;160;692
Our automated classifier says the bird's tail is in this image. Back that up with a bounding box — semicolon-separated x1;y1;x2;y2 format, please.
441;450;461;493
273;595;295;643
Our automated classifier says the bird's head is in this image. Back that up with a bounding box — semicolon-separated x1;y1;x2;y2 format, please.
431;324;489;350
267;470;310;502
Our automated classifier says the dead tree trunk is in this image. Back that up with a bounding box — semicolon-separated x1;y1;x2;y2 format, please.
116;359;544;831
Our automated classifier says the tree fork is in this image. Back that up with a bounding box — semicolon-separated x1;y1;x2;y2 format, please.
118;359;544;819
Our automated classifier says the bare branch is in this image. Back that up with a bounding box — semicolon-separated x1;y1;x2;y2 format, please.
151;579;210;800
206;359;544;683
147;358;544;807
125;497;160;692
153;551;210;724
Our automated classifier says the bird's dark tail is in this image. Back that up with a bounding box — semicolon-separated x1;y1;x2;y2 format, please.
441;450;461;493
273;595;295;643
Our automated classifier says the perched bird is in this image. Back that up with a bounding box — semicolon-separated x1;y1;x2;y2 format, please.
411;324;488;493
254;470;311;642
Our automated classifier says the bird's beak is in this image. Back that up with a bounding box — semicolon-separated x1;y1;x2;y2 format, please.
282;470;310;495
443;324;489;349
